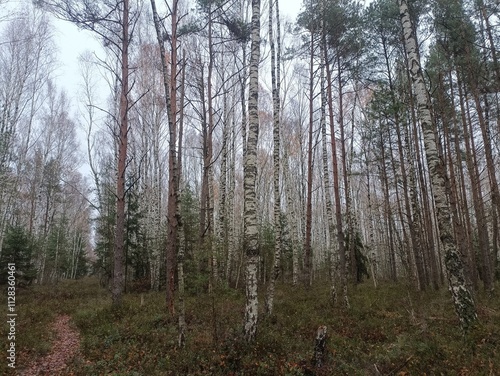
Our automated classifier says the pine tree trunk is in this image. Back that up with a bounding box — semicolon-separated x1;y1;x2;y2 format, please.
243;0;261;343
449;72;478;288
388;126;413;282
324;37;349;308
469;88;498;294
112;0;129;307
399;0;477;331
207;8;217;286
378;127;397;281
439;73;474;293
304;27;315;285
461;82;493;292
150;0;178;315
477;0;500;87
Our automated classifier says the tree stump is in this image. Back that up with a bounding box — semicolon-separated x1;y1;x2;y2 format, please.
313;325;327;368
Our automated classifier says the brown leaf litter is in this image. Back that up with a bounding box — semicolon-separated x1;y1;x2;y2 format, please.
20;315;81;376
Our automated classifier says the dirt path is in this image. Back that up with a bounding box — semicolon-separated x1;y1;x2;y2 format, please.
20;315;81;376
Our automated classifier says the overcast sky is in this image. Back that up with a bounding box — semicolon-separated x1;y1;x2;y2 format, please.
50;0;303;101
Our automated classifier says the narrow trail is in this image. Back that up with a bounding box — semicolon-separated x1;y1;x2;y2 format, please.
20;315;81;376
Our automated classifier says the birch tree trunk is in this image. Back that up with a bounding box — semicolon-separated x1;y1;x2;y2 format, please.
364;144;378;288
398;0;477;331
226;108;236;283
243;0;261;342
266;0;282;316
337;61;355;285
218;77;229;283
283;149;300;286
407;78;440;289
320;40;337;303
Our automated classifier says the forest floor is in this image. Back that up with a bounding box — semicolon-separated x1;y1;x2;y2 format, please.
19;315;80;375
2;277;499;375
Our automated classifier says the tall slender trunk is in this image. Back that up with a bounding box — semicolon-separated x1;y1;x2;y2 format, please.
438;71;474;293
411;96;439;289
283;149;299;286
266;0;282;315
304;27;314;284
387;61;423;288
226;107;236;282
218;87;229;283
405;125;426;290
207;8;217;285
243;0;261;343
378;127;397;281
335;57;354;284
199;65;209;249
390;130;414;282
177;50;186;347
364;144;377;288
150;0;178;315
324;37;349;308
477;0;500;86
461;79;493;292
112;0;129;307
399;0;477;331
449;72;478;288
458;11;499;291
319;38;337;302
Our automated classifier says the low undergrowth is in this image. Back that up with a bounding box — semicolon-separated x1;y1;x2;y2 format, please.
2;277;499;375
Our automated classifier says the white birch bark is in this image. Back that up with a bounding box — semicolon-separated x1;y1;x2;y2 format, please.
218;86;229;282
226;109;236;282
265;0;282;316
319;39;337;303
399;0;477;331
283;150;299;286
244;0;261;342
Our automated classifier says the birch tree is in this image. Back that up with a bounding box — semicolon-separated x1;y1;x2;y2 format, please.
0;6;54;256
398;0;477;331
320;40;337;302
243;0;261;342
265;0;282;316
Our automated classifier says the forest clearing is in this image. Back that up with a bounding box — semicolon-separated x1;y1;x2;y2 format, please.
1;277;499;375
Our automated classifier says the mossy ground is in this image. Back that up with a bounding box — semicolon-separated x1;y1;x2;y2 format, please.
2;277;499;375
